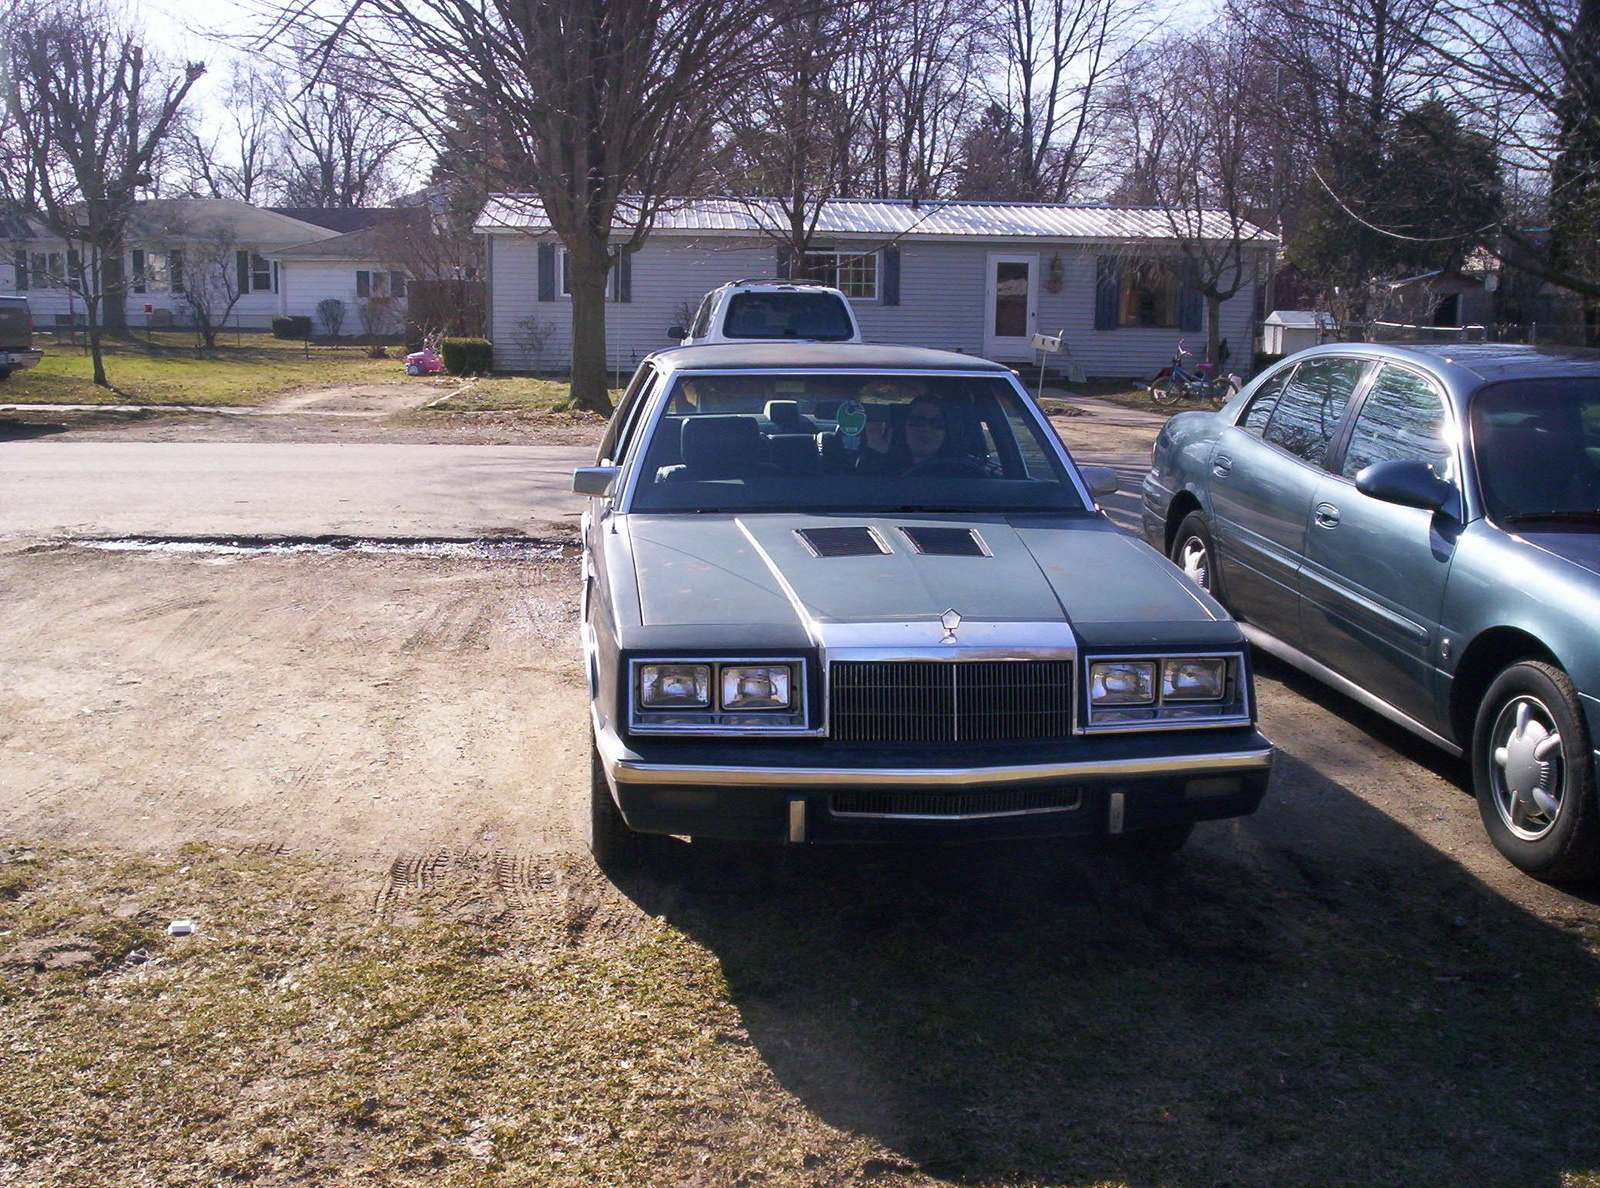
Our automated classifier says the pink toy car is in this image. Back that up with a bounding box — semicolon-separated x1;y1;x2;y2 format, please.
404;346;444;376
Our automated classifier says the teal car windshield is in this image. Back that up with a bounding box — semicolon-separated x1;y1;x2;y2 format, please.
1471;378;1600;528
627;373;1088;514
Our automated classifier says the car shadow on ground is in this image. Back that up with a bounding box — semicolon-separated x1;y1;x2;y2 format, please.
619;758;1600;1187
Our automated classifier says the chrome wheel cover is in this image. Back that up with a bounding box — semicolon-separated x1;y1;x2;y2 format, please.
1489;695;1565;841
1175;534;1211;591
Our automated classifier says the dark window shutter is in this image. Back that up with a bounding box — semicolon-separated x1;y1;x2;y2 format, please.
1178;282;1203;332
14;251;26;291
237;250;250;293
356;270;371;297
131;249;145;293
537;243;556;301
609;248;632;302
392;270;407;298
882;245;900;306
776;244;790;279
1095;256;1120;330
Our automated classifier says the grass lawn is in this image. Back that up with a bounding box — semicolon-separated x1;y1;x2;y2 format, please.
1;333;413;407
419;375;622;414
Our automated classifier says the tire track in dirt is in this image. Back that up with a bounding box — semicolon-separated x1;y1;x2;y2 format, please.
372;847;642;946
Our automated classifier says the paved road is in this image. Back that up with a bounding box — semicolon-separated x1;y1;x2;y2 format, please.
0;441;593;538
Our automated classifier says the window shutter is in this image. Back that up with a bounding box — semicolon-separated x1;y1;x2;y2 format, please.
14;251;26;291
610;249;632;303
391;270;406;298
237;250;250;293
1095;256;1120;330
1178;282;1203;332
131;249;146;293
66;251;80;287
537;243;556;301
776;244;790;279
356;270;371;297
882;245;900;306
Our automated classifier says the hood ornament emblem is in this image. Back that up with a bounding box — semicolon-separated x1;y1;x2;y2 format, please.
939;608;962;644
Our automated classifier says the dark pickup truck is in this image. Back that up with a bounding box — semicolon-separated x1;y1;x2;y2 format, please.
0;295;43;380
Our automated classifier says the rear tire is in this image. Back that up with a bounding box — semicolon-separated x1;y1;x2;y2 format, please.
1472;660;1600;882
589;736;650;871
1169;510;1225;605
1150;377;1180;405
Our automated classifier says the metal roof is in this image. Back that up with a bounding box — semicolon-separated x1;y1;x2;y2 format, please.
475;195;1274;244
650;342;1015;372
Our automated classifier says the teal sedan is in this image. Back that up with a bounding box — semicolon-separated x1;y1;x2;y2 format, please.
1143;342;1600;882
574;343;1273;868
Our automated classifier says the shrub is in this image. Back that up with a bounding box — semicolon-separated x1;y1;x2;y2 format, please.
271;315;313;340
441;337;493;376
317;298;346;340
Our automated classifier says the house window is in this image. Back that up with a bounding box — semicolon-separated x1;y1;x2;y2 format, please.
356;270;407;298
169;249;184;294
796;249;877;299
132;249;146;293
236;251;275;293
30;252;65;290
1119;259;1181;327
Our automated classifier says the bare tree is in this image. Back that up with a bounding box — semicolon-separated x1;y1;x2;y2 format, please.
276;46;412;208
977;0;1140;201
1103;22;1285;365
274;0;813;413
171;221;246;351
174;61;287;203
0;0;203;385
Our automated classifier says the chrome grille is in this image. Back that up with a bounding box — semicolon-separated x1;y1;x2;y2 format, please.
830;786;1081;819
828;660;1074;742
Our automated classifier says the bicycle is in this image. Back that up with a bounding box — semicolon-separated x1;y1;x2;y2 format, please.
1149;340;1241;408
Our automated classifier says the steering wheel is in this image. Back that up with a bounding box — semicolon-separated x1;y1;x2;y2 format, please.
904;455;988;478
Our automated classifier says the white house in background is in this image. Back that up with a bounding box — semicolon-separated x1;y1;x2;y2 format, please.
1;199;341;330
473;195;1276;378
269;221;414;338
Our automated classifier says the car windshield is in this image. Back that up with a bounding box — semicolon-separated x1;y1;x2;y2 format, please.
625;372;1088;514
1472;378;1600;528
722;293;854;340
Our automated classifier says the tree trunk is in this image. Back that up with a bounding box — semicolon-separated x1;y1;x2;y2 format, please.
566;240;615;416
100;250;128;334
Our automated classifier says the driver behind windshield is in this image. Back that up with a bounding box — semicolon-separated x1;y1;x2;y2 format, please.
856;385;973;475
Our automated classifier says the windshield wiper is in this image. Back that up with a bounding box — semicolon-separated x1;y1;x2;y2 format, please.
1503;510;1600;525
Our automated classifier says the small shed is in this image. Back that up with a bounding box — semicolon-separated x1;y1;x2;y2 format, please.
1262;310;1336;355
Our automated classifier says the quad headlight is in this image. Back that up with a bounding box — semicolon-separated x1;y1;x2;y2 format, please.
1086;654;1243;728
631;659;806;733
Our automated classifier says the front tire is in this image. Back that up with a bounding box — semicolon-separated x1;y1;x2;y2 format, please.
1472;660;1600;882
1169;510;1224;604
588;737;650;871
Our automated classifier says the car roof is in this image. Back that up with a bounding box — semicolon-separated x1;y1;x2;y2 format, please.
1286;341;1600;389
648;342;1016;373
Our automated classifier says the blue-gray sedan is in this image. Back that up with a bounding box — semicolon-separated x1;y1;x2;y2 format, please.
575;343;1274;868
1142;342;1600;881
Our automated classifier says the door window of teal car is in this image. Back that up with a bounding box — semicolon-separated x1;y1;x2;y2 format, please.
1341;365;1453;481
1261;357;1369;466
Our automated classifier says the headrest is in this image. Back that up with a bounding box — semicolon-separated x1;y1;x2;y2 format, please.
681;415;761;474
764;399;803;429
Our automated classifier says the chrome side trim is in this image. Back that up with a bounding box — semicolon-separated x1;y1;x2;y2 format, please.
1239;622;1463;757
598;737;1274;789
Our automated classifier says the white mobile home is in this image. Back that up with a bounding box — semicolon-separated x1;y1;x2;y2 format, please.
474;196;1276;378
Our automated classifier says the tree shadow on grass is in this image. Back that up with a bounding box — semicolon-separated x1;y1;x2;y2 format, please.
622;759;1600;1188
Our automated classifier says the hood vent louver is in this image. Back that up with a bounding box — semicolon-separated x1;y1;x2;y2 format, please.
899;526;990;557
795;526;891;558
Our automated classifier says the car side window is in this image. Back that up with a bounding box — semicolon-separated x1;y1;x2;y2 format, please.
1261;357;1367;467
1341;365;1453;481
600;366;661;464
690;296;714;339
1238;366;1294;435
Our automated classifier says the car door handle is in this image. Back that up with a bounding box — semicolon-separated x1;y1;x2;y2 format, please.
1212;454;1233;477
1314;502;1341;528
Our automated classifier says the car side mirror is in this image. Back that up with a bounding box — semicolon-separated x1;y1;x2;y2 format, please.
573;466;620;498
668;325;685;340
1079;464;1119;497
1354;459;1455;512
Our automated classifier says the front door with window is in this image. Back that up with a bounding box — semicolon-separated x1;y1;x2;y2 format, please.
985;253;1038;360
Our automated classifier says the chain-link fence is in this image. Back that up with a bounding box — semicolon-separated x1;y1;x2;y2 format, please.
1339;321;1594;347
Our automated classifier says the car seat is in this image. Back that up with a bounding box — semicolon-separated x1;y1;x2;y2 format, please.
656;415;770;482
